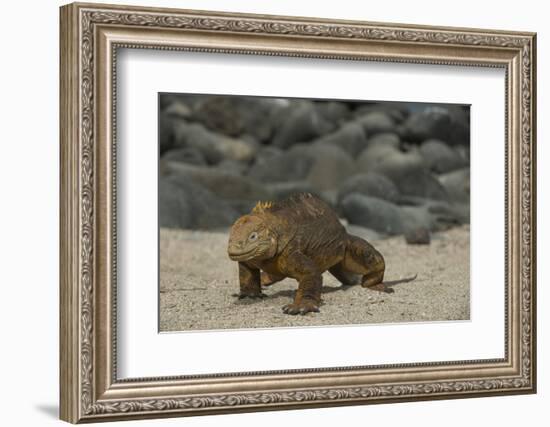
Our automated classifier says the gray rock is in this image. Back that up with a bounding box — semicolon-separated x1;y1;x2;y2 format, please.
159;177;192;229
405;227;431;244
295;143;356;191
216;158;250;176
400;198;467;230
439;168;470;204
355;111;396;135
249;143;355;192
345;224;384;242
159;175;239;229
402;105;470;145
271;101;334;148
365;132;401;149
161;147;207;166
173;121;257;164
192;96;284;141
340;194;404;235
248;147;313;183
266;181;318;201
419;139;467;173
315;101;351;126
315;122;368;156
353;102;409;123
337;172;400;204
163;162;270;202
159;113;175;153
164;100;192;119
357;146;448;200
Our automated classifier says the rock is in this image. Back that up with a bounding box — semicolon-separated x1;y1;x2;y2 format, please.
249;143;355;192
400;205;434;231
357;146;448;200
405;227;431;244
295;143;356;191
164;100;192;119
402;105;470;145
356;142;404;172
192;96;284;141
419;139;467;173
400;199;466;231
439;168;470;204
315;101;351;126
345;224;384;241
355;111;396;136
159;113;176;153
271;101;334;148
159;177;192;229
337;172;400;204
248;147;313;183
164;162;270;202
161;147;207;166
266;181;318;201
393;167;448;200
159;175;239;229
353;102;409;123
340;194;404;235
173;121;257;164
365;132;401;149
315;122;368;156
216;159;250;176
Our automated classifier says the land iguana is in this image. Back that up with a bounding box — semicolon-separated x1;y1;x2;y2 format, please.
227;193;393;315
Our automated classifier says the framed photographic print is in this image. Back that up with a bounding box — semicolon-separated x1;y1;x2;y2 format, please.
59;2;537;423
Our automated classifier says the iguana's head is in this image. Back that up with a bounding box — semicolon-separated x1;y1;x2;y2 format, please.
227;214;277;262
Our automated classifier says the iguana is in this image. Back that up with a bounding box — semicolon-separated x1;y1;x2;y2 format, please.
227;193;391;315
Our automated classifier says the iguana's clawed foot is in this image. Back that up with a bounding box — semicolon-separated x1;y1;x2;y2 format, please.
234;292;266;300
282;300;320;315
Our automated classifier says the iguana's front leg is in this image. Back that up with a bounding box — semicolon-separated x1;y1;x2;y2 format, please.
280;252;322;315
237;262;264;299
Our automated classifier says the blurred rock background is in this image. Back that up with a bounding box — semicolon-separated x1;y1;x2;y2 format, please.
159;94;470;241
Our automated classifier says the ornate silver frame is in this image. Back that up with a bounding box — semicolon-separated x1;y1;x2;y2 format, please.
60;2;537;423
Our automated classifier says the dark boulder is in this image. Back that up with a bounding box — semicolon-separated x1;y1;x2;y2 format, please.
337;172;400;204
271;101;334;149
161;147;207;166
419;139;467;173
402;105;470;145
355;111;396;136
159;175;239;229
173;121;257;164
357;146;448;200
192;96;284;142
315;122;368;156
249;143;355;192
163;162;270;202
438;167;470;204
266;181;318;201
405;227;431;244
159;113;176;153
340;194;404;235
314;101;352;126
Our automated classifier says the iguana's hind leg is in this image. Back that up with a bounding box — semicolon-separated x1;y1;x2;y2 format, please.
329;263;360;287
342;235;392;293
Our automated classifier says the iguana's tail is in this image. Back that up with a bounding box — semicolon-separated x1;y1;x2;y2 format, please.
384;274;418;289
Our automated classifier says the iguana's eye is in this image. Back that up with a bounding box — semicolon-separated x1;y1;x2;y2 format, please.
248;232;258;241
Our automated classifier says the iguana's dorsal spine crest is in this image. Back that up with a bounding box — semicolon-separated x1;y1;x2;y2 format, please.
252;200;274;214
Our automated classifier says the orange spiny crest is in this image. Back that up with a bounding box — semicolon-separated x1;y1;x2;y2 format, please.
252;200;274;214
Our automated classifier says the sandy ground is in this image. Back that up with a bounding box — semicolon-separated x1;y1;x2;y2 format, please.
159;225;470;332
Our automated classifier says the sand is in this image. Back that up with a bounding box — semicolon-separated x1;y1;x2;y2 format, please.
159;225;470;332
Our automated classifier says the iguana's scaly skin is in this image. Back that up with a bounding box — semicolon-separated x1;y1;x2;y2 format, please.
227;193;389;315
